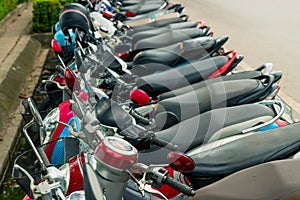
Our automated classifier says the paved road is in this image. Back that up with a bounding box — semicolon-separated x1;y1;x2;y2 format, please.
175;0;300;104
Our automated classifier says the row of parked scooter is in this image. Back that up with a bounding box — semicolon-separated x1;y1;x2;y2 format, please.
12;0;300;199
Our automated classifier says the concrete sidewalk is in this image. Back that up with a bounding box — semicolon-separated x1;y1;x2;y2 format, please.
0;2;32;63
0;2;36;130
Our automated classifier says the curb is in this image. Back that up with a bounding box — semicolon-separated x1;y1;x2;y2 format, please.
0;36;41;135
0;1;35;135
0;36;43;184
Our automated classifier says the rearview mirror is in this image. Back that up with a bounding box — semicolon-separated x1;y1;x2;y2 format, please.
64;67;81;92
51;39;63;54
27;97;43;127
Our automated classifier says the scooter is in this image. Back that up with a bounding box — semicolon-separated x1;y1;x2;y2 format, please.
36;56;282;141
16;64;291;198
123;36;228;71
13;138;194;200
14;97;195;200
68;66;290;152
118;0;170;7
19;85;294;198
73;49;277;131
42;43;280;136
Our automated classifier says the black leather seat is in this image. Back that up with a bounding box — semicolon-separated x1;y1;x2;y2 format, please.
134;28;206;51
135;56;230;96
120;3;162;15
131;22;200;44
159;69;272;100
137;103;275;164
130;16;188;29
186;122;300;178
122;0;163;6
130;21;199;35
155;79;263;125
131;36;217;69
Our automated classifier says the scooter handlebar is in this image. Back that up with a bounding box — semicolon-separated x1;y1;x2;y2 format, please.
163;175;195;197
151;137;178;151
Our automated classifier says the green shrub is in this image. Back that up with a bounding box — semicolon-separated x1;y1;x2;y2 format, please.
32;0;74;33
0;0;27;21
0;2;8;20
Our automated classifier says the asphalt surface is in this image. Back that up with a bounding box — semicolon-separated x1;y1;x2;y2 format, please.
175;0;300;117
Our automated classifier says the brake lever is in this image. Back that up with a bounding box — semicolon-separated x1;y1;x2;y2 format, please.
144;184;168;200
137;172;147;197
129;163;171;199
125;169;147;197
136;171;168;199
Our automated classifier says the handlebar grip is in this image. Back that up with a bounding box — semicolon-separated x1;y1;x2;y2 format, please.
37;147;50;167
37;146;50;175
151;137;178;151
163;175;195;196
130;110;151;125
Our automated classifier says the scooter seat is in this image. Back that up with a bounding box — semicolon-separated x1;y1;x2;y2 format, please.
131;22;199;44
159;69;273;100
122;0;163;6
156;104;274;150
137;103;275;164
186;122;300;178
134;28;206;51
131;36;217;72
120;4;162;15
135;56;229;96
130;21;199;35
167;21;199;30
155;79;262;125
131;16;187;29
